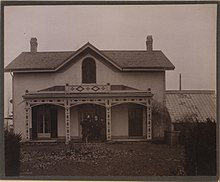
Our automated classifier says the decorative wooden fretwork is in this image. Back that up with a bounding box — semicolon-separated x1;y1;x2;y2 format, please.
65;84;110;93
143;109;147;137
29;99;65;108
111;97;148;107
69;98;106;107
27;97;150;109
146;104;152;140
65;100;71;144
25;101;30;140
105;100;111;140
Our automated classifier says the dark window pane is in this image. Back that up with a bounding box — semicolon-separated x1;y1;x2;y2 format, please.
82;58;96;83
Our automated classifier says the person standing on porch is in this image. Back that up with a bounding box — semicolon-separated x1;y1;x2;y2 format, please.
94;115;101;140
80;115;91;143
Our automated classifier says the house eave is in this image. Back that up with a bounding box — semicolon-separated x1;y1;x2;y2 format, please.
4;69;56;73
122;67;174;71
5;67;175;73
122;68;165;71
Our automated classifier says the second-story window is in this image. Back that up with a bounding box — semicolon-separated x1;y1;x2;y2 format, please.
82;58;96;84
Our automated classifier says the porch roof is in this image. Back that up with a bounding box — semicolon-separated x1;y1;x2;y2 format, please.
39;84;138;92
23;84;153;99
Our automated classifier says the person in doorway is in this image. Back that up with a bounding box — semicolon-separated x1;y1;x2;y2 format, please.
80;115;91;143
100;117;106;141
87;114;93;141
94;115;101;140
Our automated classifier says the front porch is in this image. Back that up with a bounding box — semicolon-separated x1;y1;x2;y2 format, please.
23;84;153;144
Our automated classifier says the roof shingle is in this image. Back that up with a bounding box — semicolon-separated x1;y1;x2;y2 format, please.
102;50;174;69
5;52;74;71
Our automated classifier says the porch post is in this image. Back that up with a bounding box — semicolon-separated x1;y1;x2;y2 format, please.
146;99;152;140
105;100;111;141
25;101;31;141
65;100;71;144
143;109;147;137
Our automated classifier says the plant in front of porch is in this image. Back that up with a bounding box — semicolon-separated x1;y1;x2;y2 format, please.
151;100;172;141
4;130;21;176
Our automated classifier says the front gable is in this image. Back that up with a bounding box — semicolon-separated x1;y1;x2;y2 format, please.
58;43;122;73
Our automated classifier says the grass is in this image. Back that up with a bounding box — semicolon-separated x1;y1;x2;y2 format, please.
20;142;185;176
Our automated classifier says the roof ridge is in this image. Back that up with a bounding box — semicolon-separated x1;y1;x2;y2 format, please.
102;50;162;52
22;51;75;53
22;50;162;53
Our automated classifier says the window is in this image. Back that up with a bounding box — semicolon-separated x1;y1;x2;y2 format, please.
82;58;96;83
128;104;143;137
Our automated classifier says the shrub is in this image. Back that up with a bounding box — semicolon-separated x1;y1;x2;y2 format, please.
4;130;21;176
183;118;216;176
151;100;172;139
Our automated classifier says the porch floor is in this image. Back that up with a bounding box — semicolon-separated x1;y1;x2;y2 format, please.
111;138;148;142
25;138;150;144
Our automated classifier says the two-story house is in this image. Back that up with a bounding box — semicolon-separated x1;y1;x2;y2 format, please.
5;36;175;144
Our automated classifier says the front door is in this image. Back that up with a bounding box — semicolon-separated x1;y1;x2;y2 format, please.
37;106;51;138
32;105;58;139
51;108;58;138
128;105;143;137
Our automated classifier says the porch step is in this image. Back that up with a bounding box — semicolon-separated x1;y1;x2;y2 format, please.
111;138;148;142
22;139;64;145
29;139;58;143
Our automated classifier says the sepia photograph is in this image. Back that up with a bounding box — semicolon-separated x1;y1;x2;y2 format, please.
2;1;218;180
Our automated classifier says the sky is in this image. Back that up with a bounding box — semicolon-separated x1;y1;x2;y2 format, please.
4;4;217;116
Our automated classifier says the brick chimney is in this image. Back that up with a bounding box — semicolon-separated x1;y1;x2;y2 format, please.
146;35;153;52
30;37;38;53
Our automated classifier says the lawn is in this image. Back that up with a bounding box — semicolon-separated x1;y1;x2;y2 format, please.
20;142;185;176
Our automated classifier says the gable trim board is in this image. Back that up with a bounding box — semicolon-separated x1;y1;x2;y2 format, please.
56;43;122;72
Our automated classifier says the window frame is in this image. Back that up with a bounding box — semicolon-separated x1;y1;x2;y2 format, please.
82;57;96;84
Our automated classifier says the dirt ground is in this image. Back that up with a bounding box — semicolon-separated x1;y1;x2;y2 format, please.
20;141;185;176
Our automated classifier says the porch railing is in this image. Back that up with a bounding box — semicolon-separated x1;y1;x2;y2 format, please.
24;84;152;95
65;84;111;93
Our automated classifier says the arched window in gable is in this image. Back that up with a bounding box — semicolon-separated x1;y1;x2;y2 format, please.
82;58;96;84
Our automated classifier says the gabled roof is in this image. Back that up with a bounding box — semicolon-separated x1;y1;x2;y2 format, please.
5;42;175;72
5;51;74;71
166;90;216;123
103;50;174;70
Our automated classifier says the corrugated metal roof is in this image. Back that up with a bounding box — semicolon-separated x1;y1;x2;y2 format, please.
5;43;174;72
166;90;216;123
